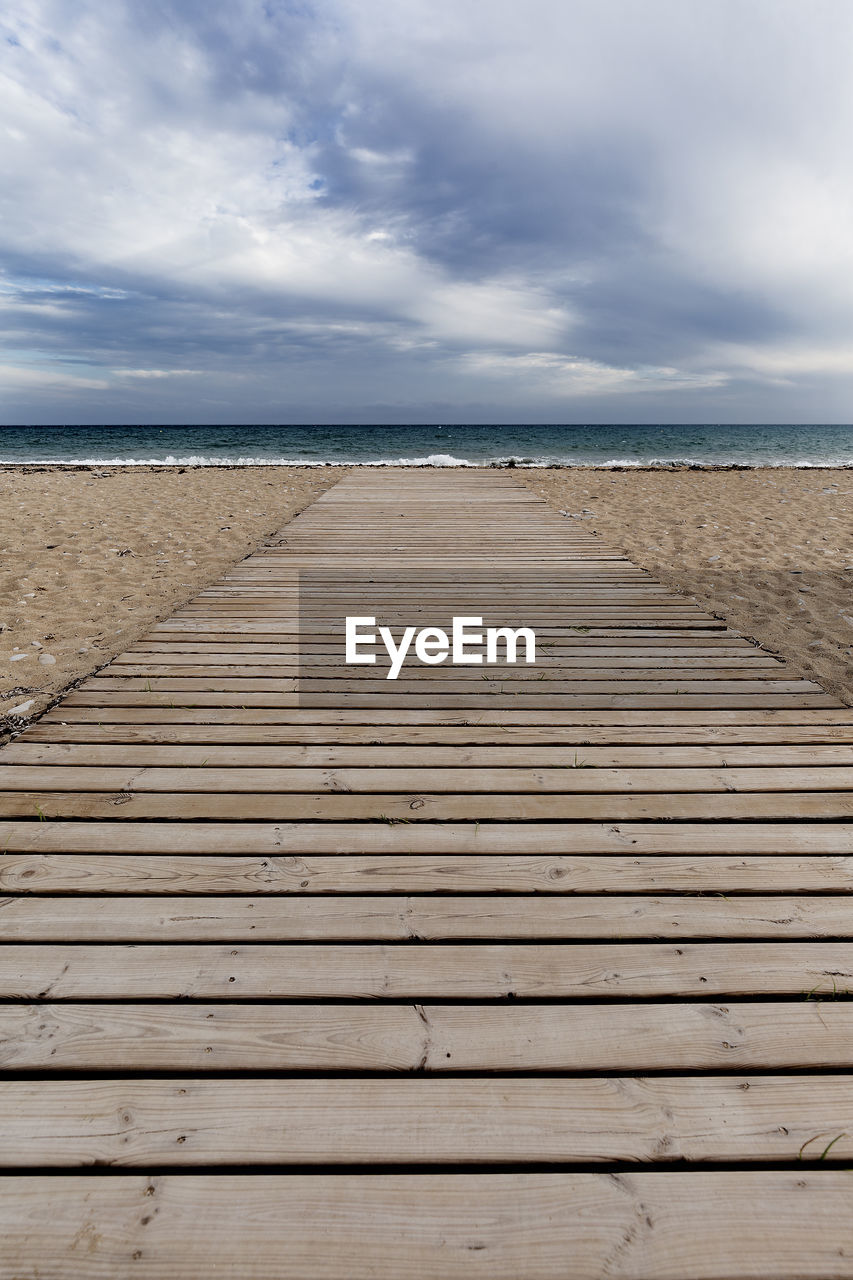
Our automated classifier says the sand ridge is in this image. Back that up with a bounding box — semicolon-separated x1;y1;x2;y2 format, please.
0;465;340;735
523;466;853;704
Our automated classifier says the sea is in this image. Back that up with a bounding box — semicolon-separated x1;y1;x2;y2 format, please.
1;424;852;468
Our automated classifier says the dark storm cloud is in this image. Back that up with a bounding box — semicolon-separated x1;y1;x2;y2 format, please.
1;0;852;422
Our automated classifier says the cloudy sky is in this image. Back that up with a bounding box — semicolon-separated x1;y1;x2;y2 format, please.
2;0;852;424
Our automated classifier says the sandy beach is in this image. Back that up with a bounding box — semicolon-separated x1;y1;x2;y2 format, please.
1;463;851;739
0;465;338;734
525;466;853;704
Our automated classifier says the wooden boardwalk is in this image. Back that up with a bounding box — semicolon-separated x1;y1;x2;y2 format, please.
2;467;853;1276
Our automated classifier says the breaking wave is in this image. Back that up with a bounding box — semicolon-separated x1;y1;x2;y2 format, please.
4;451;850;469
0;451;482;467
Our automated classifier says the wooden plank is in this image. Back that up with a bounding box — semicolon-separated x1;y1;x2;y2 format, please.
4;764;853;794
2;1172;852;1279
3;1076;853;1167
169;606;712;616
144;628;767;645
2;789;851;820
59;690;837;709
3;853;853;895
4;894;853;940
122;644;775;658
0;1000;851;1072
183;607;715;618
39;708;853;729
2;819;851;853
104;662;789;679
22;723;853;746
8;742;853;766
36;705;853;724
4;941;853;998
151;621;741;636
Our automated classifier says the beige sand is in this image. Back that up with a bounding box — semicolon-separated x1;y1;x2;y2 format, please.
523;467;853;703
0;465;339;735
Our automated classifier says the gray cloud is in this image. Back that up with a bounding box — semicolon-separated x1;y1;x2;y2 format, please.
1;0;852;423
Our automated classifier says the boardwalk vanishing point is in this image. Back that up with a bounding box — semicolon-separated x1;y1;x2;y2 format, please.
2;468;853;1276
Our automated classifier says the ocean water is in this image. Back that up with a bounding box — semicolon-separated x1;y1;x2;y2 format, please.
0;424;852;467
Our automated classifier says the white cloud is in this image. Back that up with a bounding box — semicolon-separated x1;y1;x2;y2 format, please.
0;362;109;392
114;368;202;379
0;4;570;358
707;341;853;383
410;281;570;348
457;351;728;397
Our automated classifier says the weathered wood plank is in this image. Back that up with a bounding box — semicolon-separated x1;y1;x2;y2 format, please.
2;1172;852;1279
38;704;853;725
4;942;853;998
1;1001;848;1071
2;819;851;853
7;742;853;766
5;764;853;793
57;690;838;709
3;894;853;940
3;853;853;894
22;722;853;745
3;1076;853;1167
2;789;852;820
